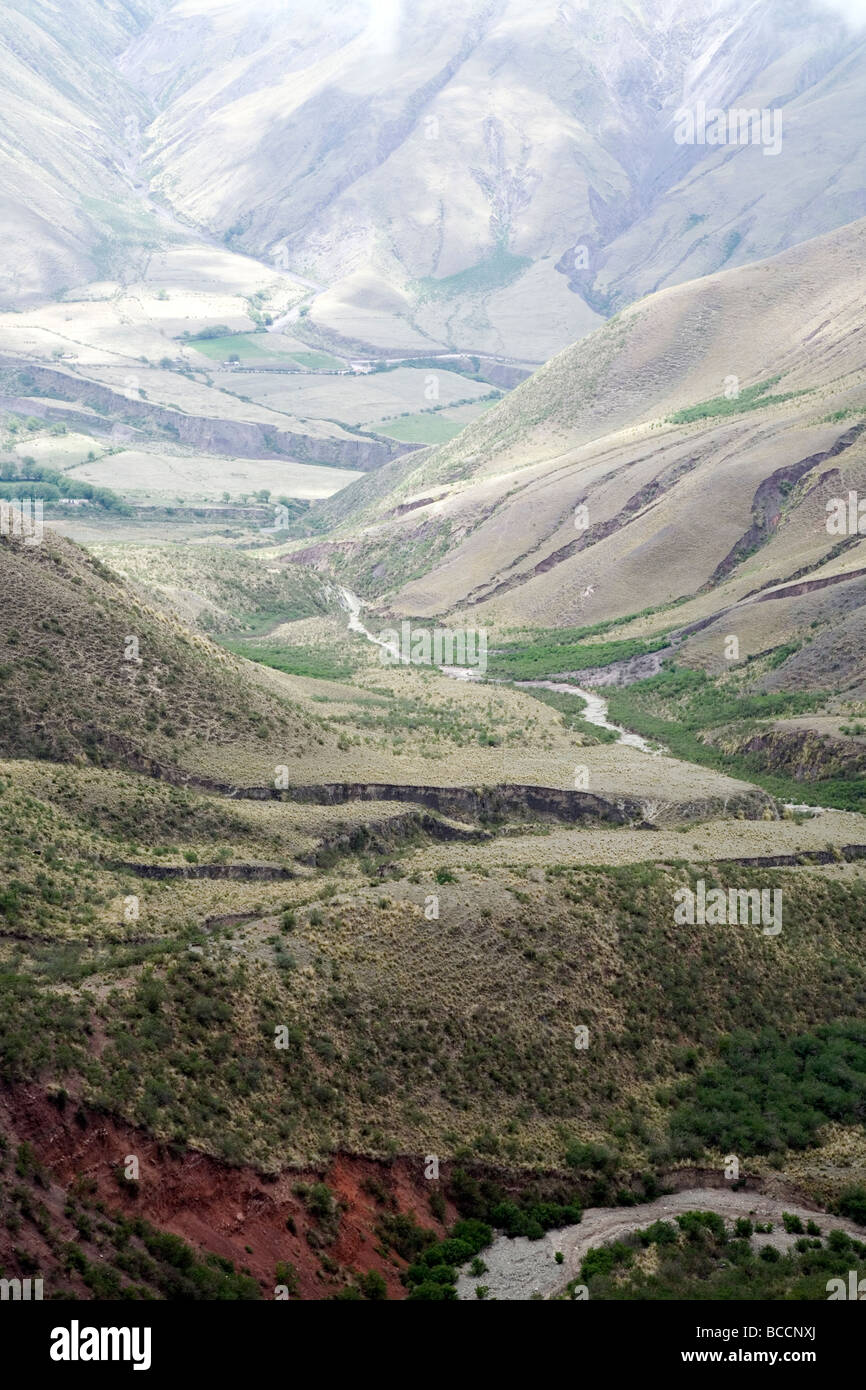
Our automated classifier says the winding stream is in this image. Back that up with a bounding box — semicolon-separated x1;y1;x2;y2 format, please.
339;589;657;754
515;678;657;754
336;597;840;1298
340;587;406;661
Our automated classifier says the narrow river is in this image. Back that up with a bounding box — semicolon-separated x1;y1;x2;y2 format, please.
336;591;835;817
515;678;656;753
336;594;839;1298
339;588;656;753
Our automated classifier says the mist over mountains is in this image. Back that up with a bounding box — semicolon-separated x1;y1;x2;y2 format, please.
3;0;866;359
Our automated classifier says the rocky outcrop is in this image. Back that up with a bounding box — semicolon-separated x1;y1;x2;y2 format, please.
112;862;297;881
277;781;643;824
705;421;866;589
702;726;866;782
715;844;866;868
299;810;492;866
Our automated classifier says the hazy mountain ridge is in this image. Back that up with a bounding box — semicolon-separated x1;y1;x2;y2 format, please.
0;0;168;302
3;0;866;360
131;0;866;357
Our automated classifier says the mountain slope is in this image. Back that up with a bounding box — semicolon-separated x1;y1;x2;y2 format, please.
299;216;866;654
123;0;866;358
4;1;866;361
0;528;326;773
0;0;170;304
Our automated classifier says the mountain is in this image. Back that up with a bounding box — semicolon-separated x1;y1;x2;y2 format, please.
124;0;866;359
3;0;866;1311
300;215;866;664
3;0;866;361
0;0;169;303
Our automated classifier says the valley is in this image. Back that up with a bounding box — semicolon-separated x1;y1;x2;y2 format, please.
1;483;864;1301
0;0;864;1313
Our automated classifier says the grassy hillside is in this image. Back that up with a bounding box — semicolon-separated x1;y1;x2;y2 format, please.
90;544;331;634
0;531;326;771
2;804;866;1183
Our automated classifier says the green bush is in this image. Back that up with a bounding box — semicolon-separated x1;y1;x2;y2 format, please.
358;1269;387;1300
408;1281;457;1300
669;1024;866;1159
424;1238;473;1266
580;1241;633;1282
836;1187;866;1226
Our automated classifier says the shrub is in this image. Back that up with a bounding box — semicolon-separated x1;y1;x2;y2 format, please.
676;1211;726;1243
424;1264;457;1286
639;1220;678;1247
306;1183;335;1220
450;1219;492;1255
429;1191;446;1222
424;1238;472;1267
274;1261;299;1298
358;1269;387;1300
580;1241;633;1282
408;1281;457;1300
376;1212;436;1262
836;1187;866;1226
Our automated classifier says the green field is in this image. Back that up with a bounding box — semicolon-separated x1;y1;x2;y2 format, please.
376;413;463;444
486;632;671;681
218;636;356;681
289;351;345;371
187;334;282;362
188;338;344;370
606;665;866;811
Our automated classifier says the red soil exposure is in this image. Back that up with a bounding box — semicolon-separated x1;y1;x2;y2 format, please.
0;1083;456;1299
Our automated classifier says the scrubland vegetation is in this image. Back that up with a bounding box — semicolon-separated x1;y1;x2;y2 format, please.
572;1211;866;1301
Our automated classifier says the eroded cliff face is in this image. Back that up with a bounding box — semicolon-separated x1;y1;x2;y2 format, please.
701;726;866;783
0;360;405;470
0;1083;455;1300
2;1083;849;1302
77;754;778;829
